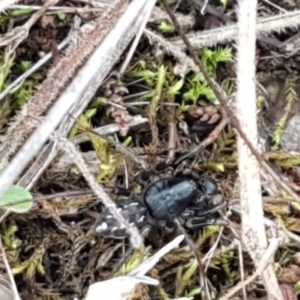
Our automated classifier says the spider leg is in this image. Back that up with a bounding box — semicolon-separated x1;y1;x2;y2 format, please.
138;169;156;187
180;200;228;230
181;201;227;219
193;201;227;215
114;186;132;196
185;216;229;230
109;225;152;277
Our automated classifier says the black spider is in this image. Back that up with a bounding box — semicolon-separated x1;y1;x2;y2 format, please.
94;166;228;239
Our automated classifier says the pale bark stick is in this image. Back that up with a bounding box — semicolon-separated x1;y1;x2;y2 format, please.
235;0;283;299
0;0;20;13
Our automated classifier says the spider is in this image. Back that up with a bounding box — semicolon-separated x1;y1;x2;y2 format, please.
94;166;228;239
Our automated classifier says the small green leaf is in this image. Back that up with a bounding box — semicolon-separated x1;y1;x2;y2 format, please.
11;8;33;16
186;287;201;297
56;11;66;21
123;136;132;147
19;61;32;72
295;280;300;295
0;185;33;213
220;0;228;7
84;108;97;119
159;21;175;33
135;70;156;86
91;97;108;107
167;78;184;96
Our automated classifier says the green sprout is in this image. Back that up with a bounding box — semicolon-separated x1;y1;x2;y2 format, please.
159;21;175;33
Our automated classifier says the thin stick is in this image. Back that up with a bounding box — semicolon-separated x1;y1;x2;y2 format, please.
0;236;21;300
119;0;155;75
162;1;283;298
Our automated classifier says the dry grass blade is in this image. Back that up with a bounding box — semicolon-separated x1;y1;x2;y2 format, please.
73;115;148;144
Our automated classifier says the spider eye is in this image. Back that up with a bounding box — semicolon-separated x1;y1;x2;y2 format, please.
202;178;218;195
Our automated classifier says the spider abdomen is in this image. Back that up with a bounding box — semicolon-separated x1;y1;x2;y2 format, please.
95;199;148;239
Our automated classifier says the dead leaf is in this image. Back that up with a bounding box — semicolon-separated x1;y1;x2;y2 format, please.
277;264;300;284
294;252;300;265
280;284;297;300
285;218;300;232
40;15;55;28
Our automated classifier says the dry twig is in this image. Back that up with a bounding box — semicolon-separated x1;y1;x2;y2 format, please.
235;0;282;297
161;1;289;298
73;115;148;144
0;237;20;300
6;4;110;14
170;9;300;50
